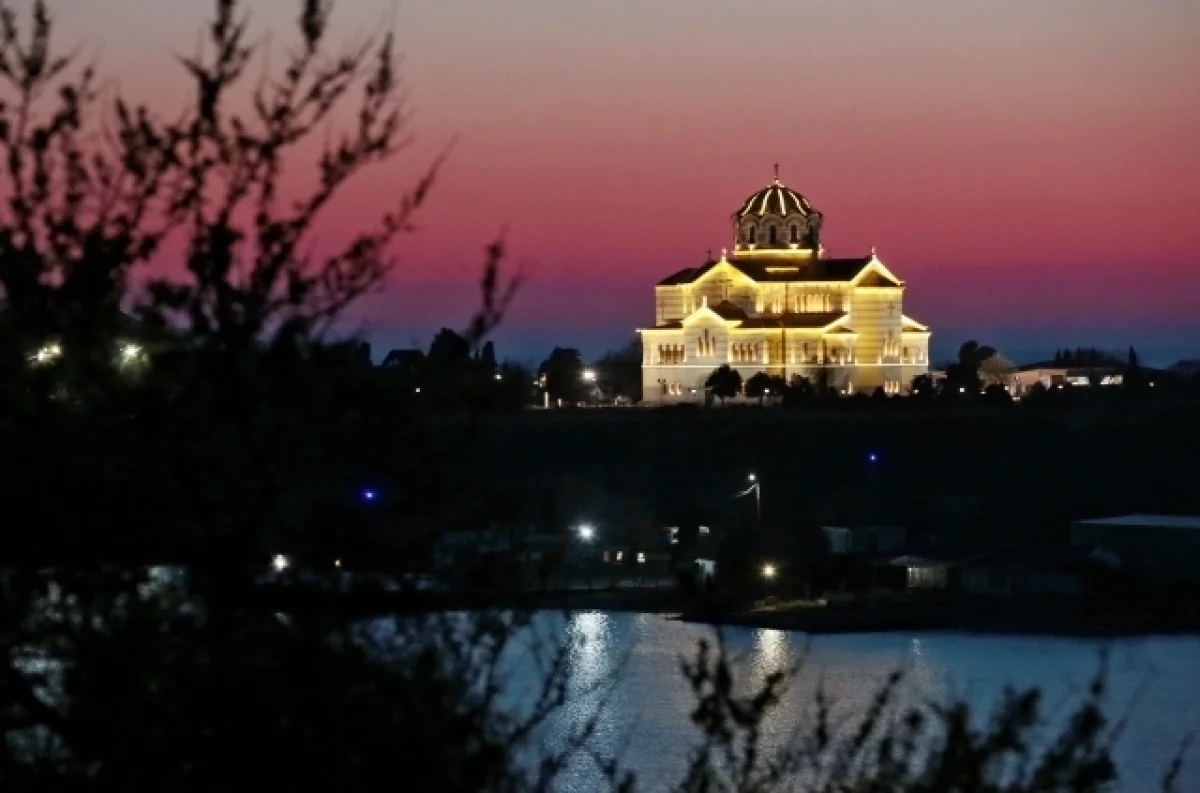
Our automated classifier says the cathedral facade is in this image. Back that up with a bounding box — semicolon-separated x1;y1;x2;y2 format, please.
638;172;931;403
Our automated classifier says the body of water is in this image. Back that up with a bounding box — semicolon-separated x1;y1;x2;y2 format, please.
498;612;1200;791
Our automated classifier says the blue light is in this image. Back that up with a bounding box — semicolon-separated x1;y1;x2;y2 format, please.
362;489;377;502
868;453;879;463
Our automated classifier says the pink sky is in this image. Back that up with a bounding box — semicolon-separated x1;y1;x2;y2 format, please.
55;0;1200;364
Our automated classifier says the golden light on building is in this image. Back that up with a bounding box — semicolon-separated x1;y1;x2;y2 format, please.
636;167;931;403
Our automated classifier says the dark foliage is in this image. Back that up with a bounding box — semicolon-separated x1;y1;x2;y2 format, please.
538;346;585;404
706;364;742;402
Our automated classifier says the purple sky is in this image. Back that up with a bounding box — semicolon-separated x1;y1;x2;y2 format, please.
54;0;1200;365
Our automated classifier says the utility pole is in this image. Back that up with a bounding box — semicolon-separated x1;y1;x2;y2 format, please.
747;474;762;527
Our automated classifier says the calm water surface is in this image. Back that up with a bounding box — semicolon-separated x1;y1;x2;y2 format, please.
504;612;1200;792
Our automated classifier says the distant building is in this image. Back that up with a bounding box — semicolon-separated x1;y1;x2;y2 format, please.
637;169;931;403
822;525;908;556
1070;515;1200;585
1006;366;1123;397
1009;367;1068;394
958;545;1107;599
889;555;949;590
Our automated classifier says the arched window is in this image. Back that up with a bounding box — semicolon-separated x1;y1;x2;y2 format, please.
790;224;800;244
744;225;756;244
768;225;778;245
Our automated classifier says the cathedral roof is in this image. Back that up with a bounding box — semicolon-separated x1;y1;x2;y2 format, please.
657;263;711;286
730;256;870;282
708;300;748;320
856;270;902;288
655;255;872;286
740;311;847;329
734;177;817;219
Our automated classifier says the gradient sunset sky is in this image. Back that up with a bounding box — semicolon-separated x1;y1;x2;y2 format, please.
58;0;1200;365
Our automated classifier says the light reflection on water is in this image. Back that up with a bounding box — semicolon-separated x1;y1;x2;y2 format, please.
353;611;1199;791
514;613;1200;793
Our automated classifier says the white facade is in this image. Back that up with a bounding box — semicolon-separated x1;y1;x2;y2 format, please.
638;175;931;404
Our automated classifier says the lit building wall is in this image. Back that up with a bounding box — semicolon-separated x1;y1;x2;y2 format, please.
638;177;931;404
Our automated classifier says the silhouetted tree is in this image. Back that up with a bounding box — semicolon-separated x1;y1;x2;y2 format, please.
809;365;832;397
538;347;585;404
705;364;742;403
429;328;472;366
910;373;935;399
492;360;534;410
595;338;642;402
480;340;498;372
1125;345;1144;390
0;2;548;788
943;340;996;396
744;372;784;404
781;374;814;407
983;383;1014;404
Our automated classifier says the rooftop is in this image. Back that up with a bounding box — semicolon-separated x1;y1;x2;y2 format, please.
656;255;872;286
1074;514;1200;530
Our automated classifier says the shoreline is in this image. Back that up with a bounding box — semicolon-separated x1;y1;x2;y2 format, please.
256;586;1200;638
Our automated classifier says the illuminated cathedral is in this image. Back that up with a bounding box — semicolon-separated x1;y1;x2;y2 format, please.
638;169;931;403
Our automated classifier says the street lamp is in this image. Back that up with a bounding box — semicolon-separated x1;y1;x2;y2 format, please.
581;369;596;383
761;563;777;581
272;554;289;573
746;474;761;526
576;524;595;542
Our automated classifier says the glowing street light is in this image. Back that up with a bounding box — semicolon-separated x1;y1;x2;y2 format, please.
120;342;142;361
272;554;290;573
761;563;777;580
868;452;879;463
581;369;596;383
576;524;595;542
362;488;377;503
494;373;502;380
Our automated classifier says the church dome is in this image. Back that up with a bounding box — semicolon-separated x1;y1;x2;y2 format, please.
732;167;823;252
735;180;815;219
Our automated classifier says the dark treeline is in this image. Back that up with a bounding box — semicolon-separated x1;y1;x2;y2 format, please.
0;2;1191;791
375;332;642;409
